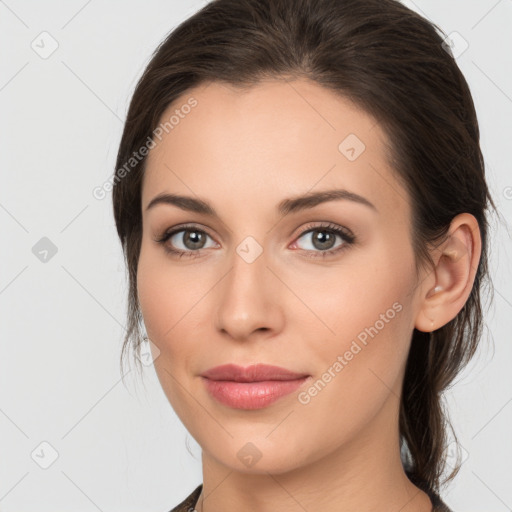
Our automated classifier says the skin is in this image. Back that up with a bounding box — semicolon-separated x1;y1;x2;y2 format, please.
137;78;481;511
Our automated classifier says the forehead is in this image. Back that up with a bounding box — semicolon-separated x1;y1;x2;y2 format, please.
142;78;409;219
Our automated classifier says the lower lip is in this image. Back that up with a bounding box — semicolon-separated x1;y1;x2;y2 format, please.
202;376;310;410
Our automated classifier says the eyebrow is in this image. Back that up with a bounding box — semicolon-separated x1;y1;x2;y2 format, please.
145;188;377;217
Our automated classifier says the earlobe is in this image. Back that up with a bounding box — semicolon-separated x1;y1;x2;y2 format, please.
414;213;482;333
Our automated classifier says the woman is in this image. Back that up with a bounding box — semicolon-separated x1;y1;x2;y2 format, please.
112;0;496;510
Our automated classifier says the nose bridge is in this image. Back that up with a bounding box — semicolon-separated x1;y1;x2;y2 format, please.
214;236;284;339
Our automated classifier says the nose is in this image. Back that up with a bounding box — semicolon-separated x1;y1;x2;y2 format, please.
214;244;285;342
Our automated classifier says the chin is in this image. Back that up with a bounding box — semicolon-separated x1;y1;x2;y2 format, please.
204;435;310;475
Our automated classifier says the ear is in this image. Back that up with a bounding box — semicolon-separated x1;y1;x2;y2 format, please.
415;213;482;333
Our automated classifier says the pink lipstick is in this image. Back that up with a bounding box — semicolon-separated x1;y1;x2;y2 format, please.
201;363;311;410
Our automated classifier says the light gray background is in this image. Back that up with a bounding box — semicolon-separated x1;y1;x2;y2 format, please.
1;0;511;510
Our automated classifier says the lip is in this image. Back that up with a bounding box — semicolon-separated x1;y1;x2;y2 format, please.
200;364;311;410
201;363;309;382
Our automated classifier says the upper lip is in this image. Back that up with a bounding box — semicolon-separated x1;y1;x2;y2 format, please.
201;363;309;382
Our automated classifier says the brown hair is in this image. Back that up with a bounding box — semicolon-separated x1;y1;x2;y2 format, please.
112;0;496;496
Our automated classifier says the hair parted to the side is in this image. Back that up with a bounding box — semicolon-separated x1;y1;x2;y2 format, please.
112;0;496;497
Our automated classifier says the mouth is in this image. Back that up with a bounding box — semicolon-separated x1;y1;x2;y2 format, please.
200;363;311;410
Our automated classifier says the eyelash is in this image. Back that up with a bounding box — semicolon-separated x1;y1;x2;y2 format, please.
154;222;356;260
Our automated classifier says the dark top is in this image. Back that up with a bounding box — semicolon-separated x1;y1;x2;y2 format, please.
169;483;453;511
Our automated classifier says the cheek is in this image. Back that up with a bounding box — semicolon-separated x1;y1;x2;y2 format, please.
137;242;191;337
301;253;416;403
288;257;404;350
136;244;218;372
137;248;167;340
136;247;203;419
292;288;413;455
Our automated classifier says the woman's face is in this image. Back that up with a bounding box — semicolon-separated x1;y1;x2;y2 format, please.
137;78;430;474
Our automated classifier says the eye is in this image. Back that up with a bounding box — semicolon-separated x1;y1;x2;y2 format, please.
155;221;356;259
154;224;218;258
291;222;355;258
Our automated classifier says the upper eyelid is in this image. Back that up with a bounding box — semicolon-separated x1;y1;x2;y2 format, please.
162;223;217;241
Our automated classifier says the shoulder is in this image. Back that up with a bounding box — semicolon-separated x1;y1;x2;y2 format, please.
168;484;202;512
